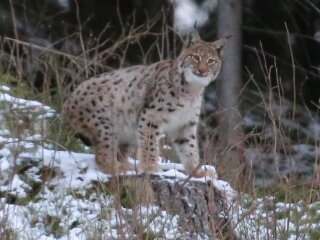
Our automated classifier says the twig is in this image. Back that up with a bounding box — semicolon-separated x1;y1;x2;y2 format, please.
74;0;89;78
285;23;297;122
3;37;112;71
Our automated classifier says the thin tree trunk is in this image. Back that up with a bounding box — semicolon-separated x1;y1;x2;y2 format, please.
216;0;245;188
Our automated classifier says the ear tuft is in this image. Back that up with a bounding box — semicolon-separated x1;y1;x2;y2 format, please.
188;30;201;46
212;38;226;55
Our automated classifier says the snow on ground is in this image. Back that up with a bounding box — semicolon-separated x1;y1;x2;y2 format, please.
0;86;228;239
1;86;320;239
0;143;225;239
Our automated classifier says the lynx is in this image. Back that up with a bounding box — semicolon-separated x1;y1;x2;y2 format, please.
63;30;225;177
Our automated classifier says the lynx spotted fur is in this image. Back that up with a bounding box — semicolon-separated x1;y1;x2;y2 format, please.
63;31;225;177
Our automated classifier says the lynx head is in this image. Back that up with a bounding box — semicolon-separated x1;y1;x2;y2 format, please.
178;30;225;87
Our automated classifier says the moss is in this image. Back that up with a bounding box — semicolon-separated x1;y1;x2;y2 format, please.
91;180;113;195
138;231;157;240
0;70;36;100
0;227;18;240
44;215;64;238
67;189;86;199
48;117;89;153
16;192;42;206
119;183;136;208
0;182;42;206
275;209;291;220
132;223;159;240
275;231;291;240
309;229;320;240
254;177;320;203
0;168;43;205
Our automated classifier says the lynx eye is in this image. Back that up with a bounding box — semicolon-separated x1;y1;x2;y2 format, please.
191;54;201;62
207;58;217;65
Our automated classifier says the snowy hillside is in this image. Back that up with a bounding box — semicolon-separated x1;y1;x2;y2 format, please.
1;86;320;240
0;86;232;239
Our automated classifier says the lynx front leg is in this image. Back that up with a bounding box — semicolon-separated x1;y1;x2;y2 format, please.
137;118;161;174
171;123;212;178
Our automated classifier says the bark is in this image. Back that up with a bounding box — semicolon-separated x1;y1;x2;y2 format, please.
216;0;245;187
152;175;236;239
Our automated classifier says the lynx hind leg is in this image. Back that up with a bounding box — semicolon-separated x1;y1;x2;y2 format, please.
95;143;123;175
95;136;136;175
82;119;126;175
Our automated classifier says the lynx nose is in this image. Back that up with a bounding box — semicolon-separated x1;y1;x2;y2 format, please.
198;62;208;76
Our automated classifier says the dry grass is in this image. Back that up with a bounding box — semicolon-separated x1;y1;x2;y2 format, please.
1;6;320;239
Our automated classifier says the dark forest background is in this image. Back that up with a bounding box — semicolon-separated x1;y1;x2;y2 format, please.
1;0;320;107
2;2;320;238
1;0;320;186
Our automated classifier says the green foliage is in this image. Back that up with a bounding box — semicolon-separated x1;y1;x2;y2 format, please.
254;176;320;203
44;215;64;238
0;227;18;240
0;65;36;100
0;166;43;206
119;183;137;208
137;230;157;240
309;229;320;240
47;116;89;153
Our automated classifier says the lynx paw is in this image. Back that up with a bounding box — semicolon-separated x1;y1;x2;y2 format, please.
185;165;217;178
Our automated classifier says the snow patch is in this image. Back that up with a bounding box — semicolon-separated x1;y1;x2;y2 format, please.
0;85;10;91
170;0;217;34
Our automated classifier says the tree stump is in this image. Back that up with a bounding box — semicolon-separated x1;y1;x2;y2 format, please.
109;174;237;239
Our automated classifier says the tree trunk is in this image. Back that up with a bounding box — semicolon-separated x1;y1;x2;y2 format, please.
216;0;245;188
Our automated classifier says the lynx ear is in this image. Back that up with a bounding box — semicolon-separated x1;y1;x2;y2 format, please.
187;30;201;46
212;38;226;56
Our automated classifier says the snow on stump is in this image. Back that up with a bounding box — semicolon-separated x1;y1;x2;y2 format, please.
107;166;237;240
